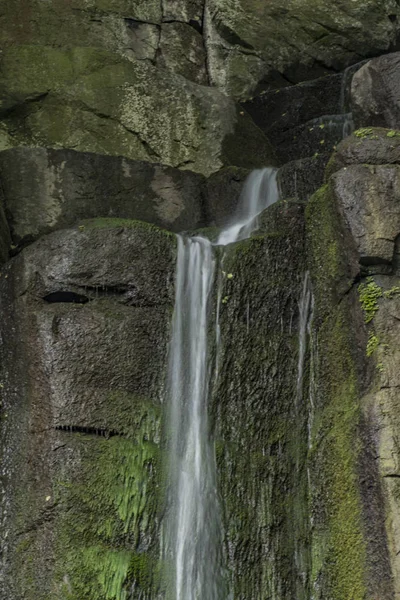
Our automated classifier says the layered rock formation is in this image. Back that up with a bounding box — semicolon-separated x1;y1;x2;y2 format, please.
2;2;400;599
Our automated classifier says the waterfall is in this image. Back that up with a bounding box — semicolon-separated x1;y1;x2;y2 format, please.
165;168;279;599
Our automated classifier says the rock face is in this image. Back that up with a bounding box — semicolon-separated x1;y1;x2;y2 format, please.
352;52;400;129
0;45;275;176
205;0;400;98
3;2;400;600
0;147;208;243
0;221;176;599
214;202;309;598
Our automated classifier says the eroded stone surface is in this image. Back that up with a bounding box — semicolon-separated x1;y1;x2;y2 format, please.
157;22;208;84
326;128;400;179
0;220;175;599
205;0;400;98
333;164;400;265
0;45;274;176
0;147;208;243
352;52;400;129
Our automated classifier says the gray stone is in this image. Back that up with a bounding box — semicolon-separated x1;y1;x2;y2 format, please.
0;221;175;598
326;128;400;179
243;72;355;163
352;52;400;129
332;164;400;265
0;46;275;176
278;155;328;202
123;20;160;61
0;147;208;244
204;0;400;98
157;22;208;85
162;0;204;27
206;166;250;227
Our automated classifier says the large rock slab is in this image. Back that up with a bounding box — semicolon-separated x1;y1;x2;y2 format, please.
352;52;400;129
0;0;163;53
326;128;400;179
278;154;328;202
0;147;262;247
305;184;394;600
333;164;400;266
213;202;308;598
0;220;176;599
205;0;400;98
0;46;275;176
0;147;208;244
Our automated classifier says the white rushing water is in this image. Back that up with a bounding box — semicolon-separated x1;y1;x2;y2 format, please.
165;167;279;600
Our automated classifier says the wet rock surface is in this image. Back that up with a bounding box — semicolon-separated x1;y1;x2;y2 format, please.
0;221;175;598
3;2;400;599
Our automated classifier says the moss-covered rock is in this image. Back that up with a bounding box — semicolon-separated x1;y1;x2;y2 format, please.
157;22;208;85
326;127;400;179
205;0;400;98
306;182;394;599
0;45;275;176
213;202;309;598
0;221;176;599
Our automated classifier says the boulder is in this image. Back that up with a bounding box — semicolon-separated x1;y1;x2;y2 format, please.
326;128;400;179
278;155;328;202
0;0;163;52
206;166;250;227
352;52;400;129
332;164;400;266
243;72;356;163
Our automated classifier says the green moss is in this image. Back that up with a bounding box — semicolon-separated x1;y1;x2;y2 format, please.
387;130;400;138
354;128;374;138
366;332;379;357
358;277;382;323
311;307;367;599
53;392;164;598
306;184;353;319
383;285;400;299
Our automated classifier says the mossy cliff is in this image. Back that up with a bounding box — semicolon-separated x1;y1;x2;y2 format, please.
2;2;400;598
0;220;176;599
212;201;310;599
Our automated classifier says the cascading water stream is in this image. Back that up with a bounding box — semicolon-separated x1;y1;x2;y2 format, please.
165;168;279;599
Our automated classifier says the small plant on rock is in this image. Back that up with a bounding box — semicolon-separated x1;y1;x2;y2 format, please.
358;277;382;323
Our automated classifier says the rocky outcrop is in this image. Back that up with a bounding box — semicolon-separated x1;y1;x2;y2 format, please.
0;45;275;176
0;147;255;256
0;147;207;244
352;52;400;129
0;220;176;599
4;3;400;600
214;201;308;598
205;1;400;98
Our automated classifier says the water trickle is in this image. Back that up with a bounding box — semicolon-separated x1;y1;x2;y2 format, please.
296;272;313;407
294;272;314;598
164;167;279;599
